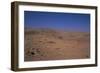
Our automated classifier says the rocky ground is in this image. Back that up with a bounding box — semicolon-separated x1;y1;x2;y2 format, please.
24;28;90;61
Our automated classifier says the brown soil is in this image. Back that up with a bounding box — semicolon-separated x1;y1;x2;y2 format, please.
24;28;90;61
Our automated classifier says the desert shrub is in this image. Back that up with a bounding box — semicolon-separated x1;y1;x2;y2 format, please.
58;36;63;39
31;52;35;55
47;41;56;44
39;41;42;42
86;55;89;58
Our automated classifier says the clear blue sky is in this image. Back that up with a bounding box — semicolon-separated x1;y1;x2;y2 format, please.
24;11;90;32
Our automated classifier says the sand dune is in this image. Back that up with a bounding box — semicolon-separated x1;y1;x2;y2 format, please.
24;28;90;61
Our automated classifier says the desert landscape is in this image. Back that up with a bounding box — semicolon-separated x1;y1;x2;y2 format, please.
24;28;90;61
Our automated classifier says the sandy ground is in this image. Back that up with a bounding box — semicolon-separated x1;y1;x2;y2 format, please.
24;28;90;61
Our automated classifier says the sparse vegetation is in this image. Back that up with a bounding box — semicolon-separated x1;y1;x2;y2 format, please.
58;36;63;39
24;28;90;61
47;41;56;44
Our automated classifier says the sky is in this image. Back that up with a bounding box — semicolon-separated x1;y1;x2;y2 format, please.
24;11;90;32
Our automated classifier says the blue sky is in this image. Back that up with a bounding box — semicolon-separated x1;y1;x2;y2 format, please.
24;11;90;32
